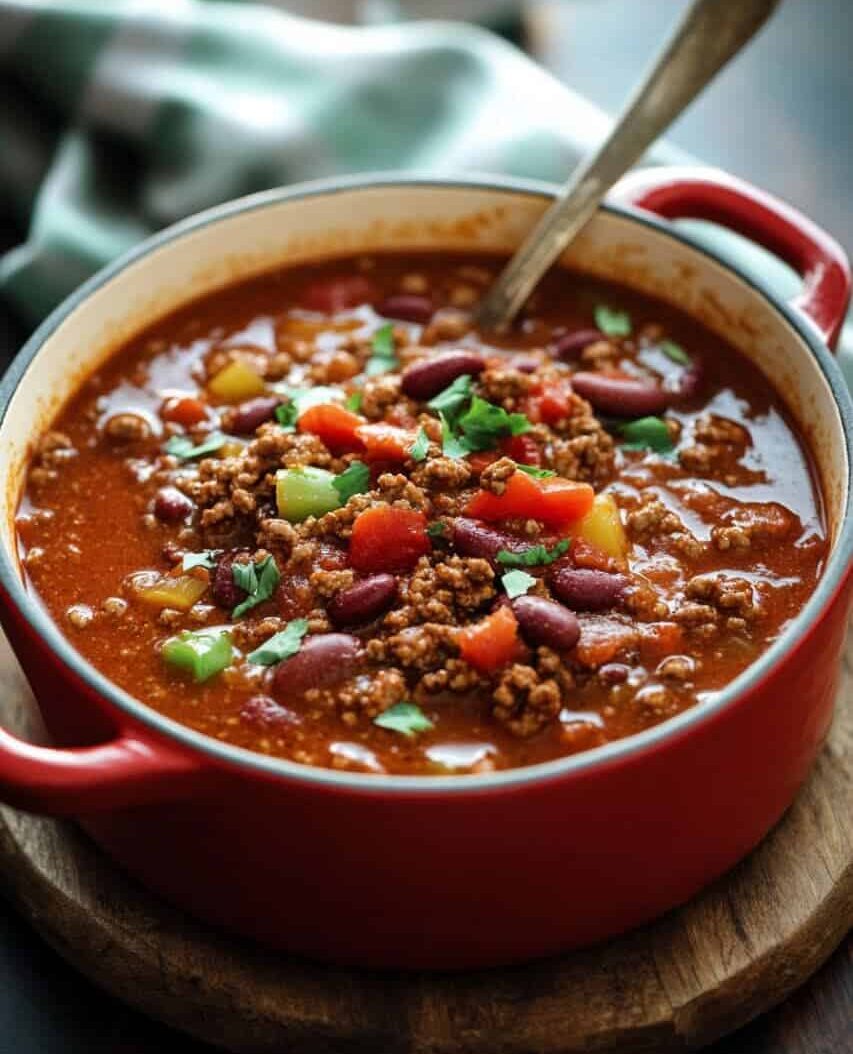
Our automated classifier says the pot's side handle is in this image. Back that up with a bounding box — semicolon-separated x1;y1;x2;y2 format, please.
609;166;852;349
0;725;207;817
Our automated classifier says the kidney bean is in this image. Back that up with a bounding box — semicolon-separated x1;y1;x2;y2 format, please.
211;550;249;610
240;695;301;727
401;351;486;401
599;662;629;685
571;371;669;417
378;294;434;324
327;574;397;627
550;567;628;611
511;596;580;652
153;486;194;523
272;633;363;699
452;517;530;567
508;356;540;374
551;329;603;360
229;396;280;434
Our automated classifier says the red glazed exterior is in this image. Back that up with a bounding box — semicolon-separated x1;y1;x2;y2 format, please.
0;171;850;968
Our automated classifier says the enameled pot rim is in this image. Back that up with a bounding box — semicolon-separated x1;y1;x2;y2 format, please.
1;172;852;794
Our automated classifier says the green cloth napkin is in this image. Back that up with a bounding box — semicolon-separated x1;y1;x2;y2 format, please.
1;0;850;388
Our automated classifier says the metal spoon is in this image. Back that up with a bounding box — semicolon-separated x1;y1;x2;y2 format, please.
476;0;781;331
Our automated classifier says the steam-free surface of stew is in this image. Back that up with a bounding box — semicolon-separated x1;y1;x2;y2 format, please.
17;253;826;775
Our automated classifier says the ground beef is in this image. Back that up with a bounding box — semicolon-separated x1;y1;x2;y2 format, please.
679;413;750;476
478;367;532;409
492;663;562;738
711;501;797;551
410;455;472;494
685;573;762;624
418;657;484;694
333;668;408;723
479;456;517;495
374;622;457;672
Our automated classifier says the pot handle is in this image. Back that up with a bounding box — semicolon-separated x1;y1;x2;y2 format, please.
609;166;851;349
0;723;207;817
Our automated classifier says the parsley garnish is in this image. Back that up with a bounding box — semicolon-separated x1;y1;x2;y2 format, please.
165;432;228;460
181;549;222;572
619;416;674;453
496;539;570;568
409;427;430;462
273;385;344;431
365;322;398;375
247;618;309;666
515;463;556;479
231;555;281;618
345;390;363;413
660;339;689;365
275;401;298;430
374;702;434;737
332;460;371;503
427;521;447;539
502;569;536;599
594;305;632;337
440;413;472;460
427;374;473;424
456;396;530;451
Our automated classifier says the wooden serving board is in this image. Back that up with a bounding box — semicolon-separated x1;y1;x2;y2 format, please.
0;628;850;1054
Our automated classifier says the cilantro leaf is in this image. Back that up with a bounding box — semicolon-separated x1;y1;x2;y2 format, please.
427;521;447;539
619;416;674;453
231;555;281;619
427;374;473;425
594;305;632;337
345;390;363;413
440;413;472;460
501;569;537;599
660;339;689;365
332;460;371;503
457;396;530;451
409;427;430;462
515;463;556;479
275;401;298;430
496;539;570;568
365;322;398;375
181;549;222;572
247;618;309;666
374;701;434;737
165;432;228;460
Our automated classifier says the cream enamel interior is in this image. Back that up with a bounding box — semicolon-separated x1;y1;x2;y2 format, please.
0;182;847;564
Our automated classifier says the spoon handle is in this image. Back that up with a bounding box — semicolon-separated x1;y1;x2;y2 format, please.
475;0;781;331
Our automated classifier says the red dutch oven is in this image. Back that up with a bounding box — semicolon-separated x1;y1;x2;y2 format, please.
0;168;850;969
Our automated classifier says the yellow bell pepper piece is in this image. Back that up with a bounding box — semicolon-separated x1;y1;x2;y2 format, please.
577;493;628;559
135;574;208;612
208;359;266;403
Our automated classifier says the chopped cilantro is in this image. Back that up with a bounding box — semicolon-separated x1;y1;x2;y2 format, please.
365;322;398;375
181;549;222;572
374;701;434;737
515;463;556;479
496;539;570;568
594;305;632;337
231;554;281;619
501;569;537;599
427;374;473;425
165;432;228;460
247;618;309;666
274;401;298;430
619;416;674;453
409;427;430;462
660;339;689;365
456;396;530;451
427;521;447;539
345;390;363;413
332;460;371;503
440;413;472;460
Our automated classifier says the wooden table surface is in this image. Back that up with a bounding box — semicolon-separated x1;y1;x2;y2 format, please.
0;0;850;1050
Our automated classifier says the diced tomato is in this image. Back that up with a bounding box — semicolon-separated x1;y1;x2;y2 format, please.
467;450;499;474
525;381;572;426
575;617;637;668
500;433;542;466
299;275;376;314
639;622;684;661
161;396;208;427
297;403;365;455
458;606;524;673
355;423;418;462
570;537;616;572
465;471;594;528
349;507;431;573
